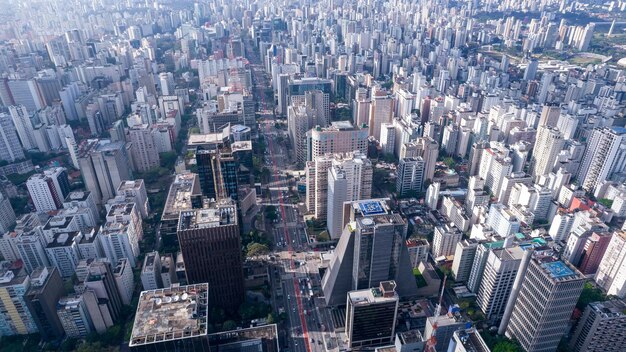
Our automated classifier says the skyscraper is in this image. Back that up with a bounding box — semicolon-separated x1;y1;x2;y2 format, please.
0;263;38;336
326;153;373;239
578;127;626;193
531;125;565;179
26;167;71;212
24;267;66;340
569;299;626;352
346;281;399;349
78;139;133;205
396;157;425;196
8;105;35;150
504;251;584;352
0;112;26;162
476;247;524;321
306;121;368;162
594;230;626;298
322;199;417;306
128;124;160;172
432;223;463;258
177;199;244;312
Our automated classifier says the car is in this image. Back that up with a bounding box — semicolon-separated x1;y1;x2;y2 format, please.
310;339;315;343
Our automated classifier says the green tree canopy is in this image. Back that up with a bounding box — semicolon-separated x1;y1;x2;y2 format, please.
246;242;270;257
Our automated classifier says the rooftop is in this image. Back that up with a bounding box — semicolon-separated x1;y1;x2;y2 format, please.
533;251;582;281
47;232;79;248
353;199;390;217
453;328;490;352
130;283;209;347
162;173;201;219
117;179;145;192
589;300;626;318
107;202;135;218
178;200;237;231
64;191;91;202
348;281;398;306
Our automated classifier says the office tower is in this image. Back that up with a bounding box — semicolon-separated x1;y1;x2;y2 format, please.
117;180;150;218
24;267;65;340
451;239;479;283
0;264;38;335
100;204;141;268
326;153;373;238
423;306;467;352
177;199;243;312
128;124;160;172
307;151;371;220
141;251;163;290
432;224;463;258
396;157;425;196
478;144;513;197
0;193;16;234
406;238;430;268
369;91;394;140
288;77;332;107
531;125;565;179
476;247;524;321
486;204;520;238
448;327;491;352
56;294;93;338
0;112;26;162
288;102;317;164
160;173;202;248
129;283;210;351
78;139;134;205
26;168;70;212
322;199;417;306
45;232;80;278
578;127;626;193
504;251;584;352
114;258;134;306
346;281;399;349
306;121;368;162
595;230;626;298
15;228;50;274
84;260;122;323
569;300;626;352
8;105;35;150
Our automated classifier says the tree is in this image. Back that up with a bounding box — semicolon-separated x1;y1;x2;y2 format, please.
267;313;276;324
190;127;201;134
160;151;178;169
576;282;607;310
222;320;237;331
316;231;330;242
493;341;522;352
598;198;614;208
247;242;270;257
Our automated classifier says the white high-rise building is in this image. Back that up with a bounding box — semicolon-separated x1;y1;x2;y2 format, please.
15;228;51;274
369;91;394;140
141;251;163;290
432;224;463;258
8;105;35;150
128;124;160;172
380;122;396;155
531;125;565;179
26;167;70;212
113;258;134;306
578;127;626;193
476;247;524;321
45;232;81;278
306;121;369;162
326;155;373;239
486;204;520;238
595;231;626;298
479;143;513;197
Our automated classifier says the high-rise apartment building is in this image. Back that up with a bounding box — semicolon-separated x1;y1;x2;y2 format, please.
160;173;203;248
45;232;81;278
531;125;565;179
432;223;463;258
56;294;93;338
504;251;584;352
451;239;479;283
569;299;626;352
26;167;71;212
141;251;163;290
84;260;123;324
0;263;38;335
476;247;524;321
15;228;50;274
306;121;368;162
177;199;244;312
128;124;160;172
0;112;26;162
486;204;520;238
346;281;399;349
116;179;150;218
578;127;626;193
0;193;16;234
595;230;626;298
99;205;141;268
78;139;133;205
8;105;35;150
326;153;373;238
369;90;394;140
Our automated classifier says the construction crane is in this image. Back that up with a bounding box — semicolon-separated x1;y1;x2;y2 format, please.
425;275;447;352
